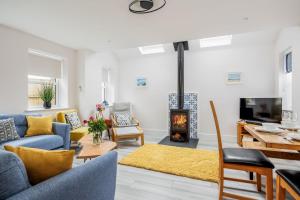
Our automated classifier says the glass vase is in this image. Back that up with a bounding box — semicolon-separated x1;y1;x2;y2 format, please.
92;132;102;145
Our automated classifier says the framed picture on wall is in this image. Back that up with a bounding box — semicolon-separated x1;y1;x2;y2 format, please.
227;72;241;84
136;77;147;87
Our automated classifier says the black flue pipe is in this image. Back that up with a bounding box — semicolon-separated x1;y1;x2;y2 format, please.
173;41;189;110
177;42;184;109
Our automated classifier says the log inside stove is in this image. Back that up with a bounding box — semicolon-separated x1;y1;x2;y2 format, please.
170;109;190;142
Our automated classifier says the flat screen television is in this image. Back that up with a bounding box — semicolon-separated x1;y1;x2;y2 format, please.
240;98;282;123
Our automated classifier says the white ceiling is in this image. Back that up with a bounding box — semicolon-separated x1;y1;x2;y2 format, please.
0;0;299;51
115;29;279;60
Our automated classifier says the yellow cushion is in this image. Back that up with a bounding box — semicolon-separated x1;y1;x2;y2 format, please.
56;109;77;123
4;146;74;185
26;116;53;136
56;112;67;123
70;127;89;141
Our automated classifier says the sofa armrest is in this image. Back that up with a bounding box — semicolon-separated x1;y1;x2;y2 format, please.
7;151;118;200
52;122;70;150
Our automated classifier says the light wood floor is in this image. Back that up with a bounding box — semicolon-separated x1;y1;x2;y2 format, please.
76;132;300;200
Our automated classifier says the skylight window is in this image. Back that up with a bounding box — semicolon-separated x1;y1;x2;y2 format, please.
138;44;165;55
200;35;232;48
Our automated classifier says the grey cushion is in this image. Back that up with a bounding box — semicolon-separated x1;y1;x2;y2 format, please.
65;112;82;130
1;135;64;150
0;150;30;199
114;112;132;127
0;118;20;143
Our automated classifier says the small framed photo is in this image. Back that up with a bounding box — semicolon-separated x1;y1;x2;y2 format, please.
136;77;147;87
227;72;241;84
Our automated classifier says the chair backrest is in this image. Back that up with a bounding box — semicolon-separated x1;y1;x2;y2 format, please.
209;101;224;163
110;102;133;116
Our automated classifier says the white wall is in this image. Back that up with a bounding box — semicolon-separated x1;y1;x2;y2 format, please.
118;44;276;136
0;25;77;113
275;27;300;115
77;51;119;119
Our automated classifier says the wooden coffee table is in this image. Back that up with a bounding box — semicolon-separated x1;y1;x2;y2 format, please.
77;134;117;162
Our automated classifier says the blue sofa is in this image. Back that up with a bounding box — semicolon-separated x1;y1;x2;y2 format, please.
0;150;118;200
0;114;70;150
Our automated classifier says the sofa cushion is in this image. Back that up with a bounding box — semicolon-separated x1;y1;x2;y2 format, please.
0;118;20;143
4;146;74;185
0;150;30;199
65;112;82;130
26;116;53;137
1;135;64;150
70;127;88;141
0;114;41;137
114;111;132;127
56;109;77;124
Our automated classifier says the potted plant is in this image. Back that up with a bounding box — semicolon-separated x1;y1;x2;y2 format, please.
39;83;54;109
84;114;107;145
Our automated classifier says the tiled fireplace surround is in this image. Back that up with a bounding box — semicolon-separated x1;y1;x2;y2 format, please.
169;93;198;139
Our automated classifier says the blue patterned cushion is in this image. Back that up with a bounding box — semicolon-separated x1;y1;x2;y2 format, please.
65;112;82;130
0;118;20;143
114;112;131;127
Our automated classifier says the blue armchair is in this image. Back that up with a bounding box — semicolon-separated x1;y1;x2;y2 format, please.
0;150;118;200
0;114;70;150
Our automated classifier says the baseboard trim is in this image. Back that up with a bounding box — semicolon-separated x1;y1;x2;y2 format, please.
143;129;236;143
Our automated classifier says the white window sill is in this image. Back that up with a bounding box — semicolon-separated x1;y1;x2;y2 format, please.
25;107;71;112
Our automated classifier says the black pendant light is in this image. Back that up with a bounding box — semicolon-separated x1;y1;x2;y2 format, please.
129;0;166;14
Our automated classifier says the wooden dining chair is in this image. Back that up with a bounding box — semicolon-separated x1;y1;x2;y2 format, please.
210;101;275;200
276;169;300;200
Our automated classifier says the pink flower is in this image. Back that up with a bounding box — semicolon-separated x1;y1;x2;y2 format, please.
89;115;94;121
96;103;105;112
83;120;88;124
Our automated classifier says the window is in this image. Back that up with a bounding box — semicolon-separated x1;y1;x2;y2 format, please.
101;68;115;105
281;50;292;111
27;49;63;109
28;75;58;108
285;52;292;73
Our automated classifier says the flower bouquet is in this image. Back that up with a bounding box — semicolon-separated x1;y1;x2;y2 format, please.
84;112;107;145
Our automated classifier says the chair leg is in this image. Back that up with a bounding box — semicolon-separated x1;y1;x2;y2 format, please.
265;169;273;200
249;172;254;180
141;134;144;145
276;177;286;200
219;178;224;200
218;167;224;200
256;173;261;192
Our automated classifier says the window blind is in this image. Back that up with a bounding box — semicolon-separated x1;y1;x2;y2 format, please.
28;54;62;78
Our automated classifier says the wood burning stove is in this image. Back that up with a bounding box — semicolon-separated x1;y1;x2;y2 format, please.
170;41;190;143
170;109;190;142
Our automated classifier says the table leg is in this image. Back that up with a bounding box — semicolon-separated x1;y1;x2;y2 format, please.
141;134;144;145
249;172;253;180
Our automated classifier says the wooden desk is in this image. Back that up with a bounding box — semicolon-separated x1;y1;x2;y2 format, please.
237;122;300;160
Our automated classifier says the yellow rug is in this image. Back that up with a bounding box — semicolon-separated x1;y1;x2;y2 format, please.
119;144;219;182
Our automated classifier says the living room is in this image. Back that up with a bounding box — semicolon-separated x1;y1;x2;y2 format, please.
0;1;300;200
